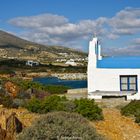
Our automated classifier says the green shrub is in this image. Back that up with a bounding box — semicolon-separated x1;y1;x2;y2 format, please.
121;100;140;117
60;100;76;112
135;115;140;124
74;98;103;121
25;96;103;121
40;95;68;113
45;85;69;94
25;95;68;113
25;97;41;113
17;112;104;140
121;100;140;124
0;94;17;108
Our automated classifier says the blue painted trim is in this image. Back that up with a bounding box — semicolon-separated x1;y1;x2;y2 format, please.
120;77;122;91
127;77;130;91
120;75;138;92
97;56;140;69
136;76;138;91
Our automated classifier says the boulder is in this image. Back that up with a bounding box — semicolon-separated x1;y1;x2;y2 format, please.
4;82;19;97
6;112;22;135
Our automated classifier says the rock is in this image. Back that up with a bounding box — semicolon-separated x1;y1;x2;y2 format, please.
4;82;19;97
0;124;6;140
6;112;22;135
0;124;13;140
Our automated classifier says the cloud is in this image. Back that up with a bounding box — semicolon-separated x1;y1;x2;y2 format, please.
108;7;140;36
132;38;140;45
103;37;140;56
8;7;140;55
103;45;140;56
9;14;107;48
9;13;68;28
9;7;140;42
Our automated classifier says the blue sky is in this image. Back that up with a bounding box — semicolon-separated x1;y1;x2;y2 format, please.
1;0;140;55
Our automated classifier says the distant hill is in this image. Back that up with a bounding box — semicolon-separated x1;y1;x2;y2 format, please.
0;30;87;62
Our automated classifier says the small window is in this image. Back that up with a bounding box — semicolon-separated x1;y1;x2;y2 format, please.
120;75;137;91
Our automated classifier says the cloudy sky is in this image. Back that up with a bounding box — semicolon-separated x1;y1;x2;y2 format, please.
1;0;140;56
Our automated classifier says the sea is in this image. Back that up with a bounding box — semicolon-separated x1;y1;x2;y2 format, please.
33;77;87;89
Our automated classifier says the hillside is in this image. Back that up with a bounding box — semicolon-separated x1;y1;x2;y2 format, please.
0;30;87;62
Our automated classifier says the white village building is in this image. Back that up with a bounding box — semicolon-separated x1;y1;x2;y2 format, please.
65;59;77;66
26;60;39;67
88;36;140;100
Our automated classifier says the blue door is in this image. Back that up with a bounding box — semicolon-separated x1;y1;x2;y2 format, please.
120;75;137;91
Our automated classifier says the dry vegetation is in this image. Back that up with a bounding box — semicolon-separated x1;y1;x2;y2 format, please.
0;107;39;129
93;108;140;140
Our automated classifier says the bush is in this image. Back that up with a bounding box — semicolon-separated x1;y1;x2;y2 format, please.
135;115;140;123
74;98;103;121
121;100;140;117
39;95;68;113
25;97;41;113
45;85;69;94
121;100;140;124
61;100;76;112
16;90;31;99
25;95;69;113
0;94;18;108
17;112;104;140
13;98;27;107
25;96;103;121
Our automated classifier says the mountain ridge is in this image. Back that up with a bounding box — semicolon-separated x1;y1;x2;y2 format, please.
0;30;87;62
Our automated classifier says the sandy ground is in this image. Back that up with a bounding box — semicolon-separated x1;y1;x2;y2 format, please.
93;108;140;140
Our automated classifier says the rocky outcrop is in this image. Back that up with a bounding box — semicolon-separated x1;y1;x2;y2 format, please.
6;112;23;135
0;112;23;140
0;125;13;140
0;107;39;140
4;82;19;97
0;125;7;140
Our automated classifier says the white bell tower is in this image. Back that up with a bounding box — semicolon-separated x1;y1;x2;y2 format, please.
87;36;102;93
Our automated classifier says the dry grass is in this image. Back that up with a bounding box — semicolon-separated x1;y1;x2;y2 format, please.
0;106;39;129
92;108;140;140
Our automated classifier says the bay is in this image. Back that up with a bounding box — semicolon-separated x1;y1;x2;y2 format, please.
33;77;87;89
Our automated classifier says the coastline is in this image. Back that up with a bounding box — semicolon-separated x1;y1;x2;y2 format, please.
25;72;87;80
0;72;87;81
51;73;87;80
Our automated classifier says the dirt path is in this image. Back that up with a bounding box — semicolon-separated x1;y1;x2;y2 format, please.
92;108;140;140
